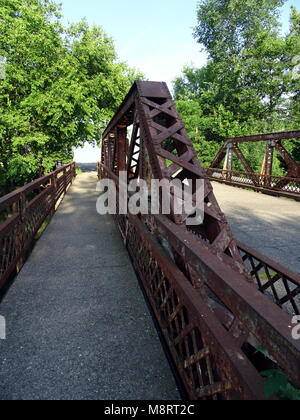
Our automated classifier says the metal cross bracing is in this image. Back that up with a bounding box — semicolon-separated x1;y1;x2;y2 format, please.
99;81;300;400
206;131;300;200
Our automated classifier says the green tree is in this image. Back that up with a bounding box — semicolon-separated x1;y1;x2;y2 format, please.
0;0;142;193
194;0;285;61
173;0;300;173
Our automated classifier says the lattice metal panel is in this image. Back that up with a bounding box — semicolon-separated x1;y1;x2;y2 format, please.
125;214;264;400
0;221;20;284
23;188;54;246
238;244;300;316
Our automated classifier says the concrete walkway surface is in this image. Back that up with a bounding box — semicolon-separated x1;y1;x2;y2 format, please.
0;171;179;400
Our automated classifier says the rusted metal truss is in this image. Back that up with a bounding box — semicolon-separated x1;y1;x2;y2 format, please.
206;131;300;200
99;81;300;400
0;163;76;290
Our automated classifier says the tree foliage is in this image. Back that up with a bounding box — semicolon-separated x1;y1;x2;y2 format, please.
194;0;285;60
0;0;142;193
174;0;300;173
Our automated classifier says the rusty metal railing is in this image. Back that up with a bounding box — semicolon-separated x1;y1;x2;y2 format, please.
207;131;300;200
0;162;76;290
238;242;300;316
99;161;300;400
206;168;300;201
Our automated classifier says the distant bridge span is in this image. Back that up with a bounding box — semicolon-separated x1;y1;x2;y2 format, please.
206;130;300;201
0;81;299;401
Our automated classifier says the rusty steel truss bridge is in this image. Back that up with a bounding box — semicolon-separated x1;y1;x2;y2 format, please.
0;81;300;400
206;130;300;200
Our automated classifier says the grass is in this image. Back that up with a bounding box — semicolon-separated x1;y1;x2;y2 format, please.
35;215;51;241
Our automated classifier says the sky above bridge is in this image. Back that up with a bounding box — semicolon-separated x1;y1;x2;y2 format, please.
60;0;297;162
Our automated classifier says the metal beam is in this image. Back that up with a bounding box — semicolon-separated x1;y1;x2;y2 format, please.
225;130;300;145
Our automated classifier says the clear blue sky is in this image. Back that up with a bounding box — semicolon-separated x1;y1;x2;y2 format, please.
65;0;297;162
58;0;208;90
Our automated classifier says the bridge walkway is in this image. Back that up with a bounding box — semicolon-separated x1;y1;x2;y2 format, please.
0;170;180;400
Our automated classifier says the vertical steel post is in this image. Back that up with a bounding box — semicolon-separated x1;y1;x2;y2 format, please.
264;140;275;187
116;125;128;175
50;174;57;216
15;193;26;273
63;167;67;193
222;143;233;181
